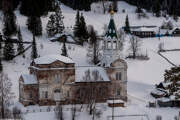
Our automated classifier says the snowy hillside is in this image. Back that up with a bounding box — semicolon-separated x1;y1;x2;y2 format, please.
1;1;180;120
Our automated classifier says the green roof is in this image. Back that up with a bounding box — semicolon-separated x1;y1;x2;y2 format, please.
105;17;118;39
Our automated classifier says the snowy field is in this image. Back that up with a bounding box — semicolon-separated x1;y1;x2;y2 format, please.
1;1;180;120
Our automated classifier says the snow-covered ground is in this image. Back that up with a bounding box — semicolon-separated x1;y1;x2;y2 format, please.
1;1;180;120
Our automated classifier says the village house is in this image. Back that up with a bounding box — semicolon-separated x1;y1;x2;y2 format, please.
130;26;157;38
19;11;128;106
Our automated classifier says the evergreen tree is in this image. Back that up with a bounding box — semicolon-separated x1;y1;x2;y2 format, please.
73;11;80;38
164;66;180;99
61;40;68;57
46;14;56;37
124;15;130;33
54;2;65;34
3;11;17;36
27;16;42;36
3;37;15;61
74;13;88;44
31;34;38;60
152;0;161;17
17;27;25;54
0;33;3;72
79;13;88;40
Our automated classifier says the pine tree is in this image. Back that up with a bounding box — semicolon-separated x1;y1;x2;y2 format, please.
124;15;130;33
17;27;25;55
61;40;68;57
3;11;17;36
46;14;56;37
27;16;42;36
54;2;64;34
3;37;15;61
31;34;38;60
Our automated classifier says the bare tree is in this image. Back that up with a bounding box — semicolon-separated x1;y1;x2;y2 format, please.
71;102;76;120
75;70;107;120
87;26;100;65
0;73;14;119
129;36;142;59
55;104;64;120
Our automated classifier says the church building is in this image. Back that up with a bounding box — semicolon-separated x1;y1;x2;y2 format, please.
19;11;128;106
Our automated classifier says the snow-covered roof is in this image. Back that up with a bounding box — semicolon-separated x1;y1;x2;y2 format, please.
131;27;158;32
21;74;37;85
75;67;110;83
34;54;74;65
107;99;124;104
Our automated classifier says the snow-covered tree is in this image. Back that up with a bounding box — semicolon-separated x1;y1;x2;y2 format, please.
31;34;38;60
17;27;25;55
0;73;14;119
46;14;56;37
27;16;42;36
3;37;15;61
164;66;180;99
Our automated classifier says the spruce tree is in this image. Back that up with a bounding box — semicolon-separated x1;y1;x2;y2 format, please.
74;13;88;44
54;2;64;34
31;34;38;60
113;0;118;12
3;37;15;61
27;16;42;36
3;11;17;36
153;0;161;17
46;14;56;37
0;33;3;72
17;27;25;54
124;15;130;33
73;11;80;38
61;40;68;57
79;13;88;41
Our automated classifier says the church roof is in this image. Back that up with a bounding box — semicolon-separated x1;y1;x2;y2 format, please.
34;54;74;65
105;15;118;39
